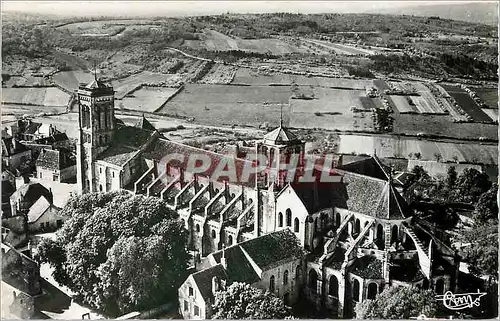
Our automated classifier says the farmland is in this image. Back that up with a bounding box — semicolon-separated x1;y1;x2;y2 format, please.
52;70;95;92
338;134;498;165
118;86;181;112
441;84;493;122
157;84;292;126
302;38;378;55
2;87;71;107
475;88;498;108
231;68;371;88
183;29;310;55
110;71;182;99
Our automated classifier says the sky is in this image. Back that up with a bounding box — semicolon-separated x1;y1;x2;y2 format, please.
1;1;492;17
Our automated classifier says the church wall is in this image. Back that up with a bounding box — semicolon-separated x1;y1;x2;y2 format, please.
275;187;309;246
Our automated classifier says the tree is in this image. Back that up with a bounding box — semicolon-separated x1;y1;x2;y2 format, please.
35;191;189;316
355;286;437;319
472;184;498;223
454;168;491;203
459;222;498;282
445;166;457;190
212;282;292;319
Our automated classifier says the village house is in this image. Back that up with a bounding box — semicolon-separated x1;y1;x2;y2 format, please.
10;182;53;217
2;169;17;217
26;196;63;233
1;243;42;319
75;79;459;317
2;130;32;172
178;229;305;319
35;148;76;183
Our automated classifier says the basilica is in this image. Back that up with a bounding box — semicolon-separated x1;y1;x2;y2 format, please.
76;79;458;318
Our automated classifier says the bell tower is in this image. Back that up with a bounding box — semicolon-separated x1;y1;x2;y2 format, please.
76;76;115;194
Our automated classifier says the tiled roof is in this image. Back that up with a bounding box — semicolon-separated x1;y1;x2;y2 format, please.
263;126;299;145
337;156;390;181
27;196;52;223
85;79;110;89
2;180;16;197
36;149;75;171
113;124;155;149
144;138;256;188
97;145;139;167
351;255;383;279
331;170;408;219
135;115;156;131
23;122;42;135
10;182;52;205
33;132;69;145
211;245;260;285
239;229;304;270
191;264;228;302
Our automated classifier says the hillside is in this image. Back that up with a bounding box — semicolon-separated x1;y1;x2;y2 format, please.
370;2;498;26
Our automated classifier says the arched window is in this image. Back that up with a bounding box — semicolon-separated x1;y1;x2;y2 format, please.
435;279;445;295
309;269;318;294
228;235;233;245
391;225;399;244
294;218;299;232
270;275;275;292
283;270;289;285
329;275;338;297
211;230;216;238
353;279;360;302
296;265;302;282
286;209;292;226
315;218;319;232
196;224;200;233
423;278;429;290
99;184;103;192
278;212;283;227
355;219;361;234
367;283;377;299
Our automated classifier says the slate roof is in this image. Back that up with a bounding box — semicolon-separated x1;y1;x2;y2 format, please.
10;182;53;205
191;264;228;302
144;138;256;188
2;180;16;197
36;149;75;171
263;125;300;145
27;196;55;223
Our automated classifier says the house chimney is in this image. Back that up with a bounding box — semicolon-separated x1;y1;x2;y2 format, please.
212;276;219;295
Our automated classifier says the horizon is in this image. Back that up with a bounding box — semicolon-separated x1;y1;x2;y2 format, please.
2;0;496;18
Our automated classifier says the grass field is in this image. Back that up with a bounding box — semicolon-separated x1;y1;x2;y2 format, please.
231;68;373;88
441;85;492;122
290;88;367;113
118;86;180;112
390;95;417;113
393;113;498;140
183;29;309;55
475;88;498;109
303;39;376;55
52;70;95;92
2;87;71;106
338;134;498;165
157;83;291;126
111;71;182;99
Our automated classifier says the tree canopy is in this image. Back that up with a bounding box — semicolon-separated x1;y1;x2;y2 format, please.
211;282;292;319
355;286;437;319
35;191;189;316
